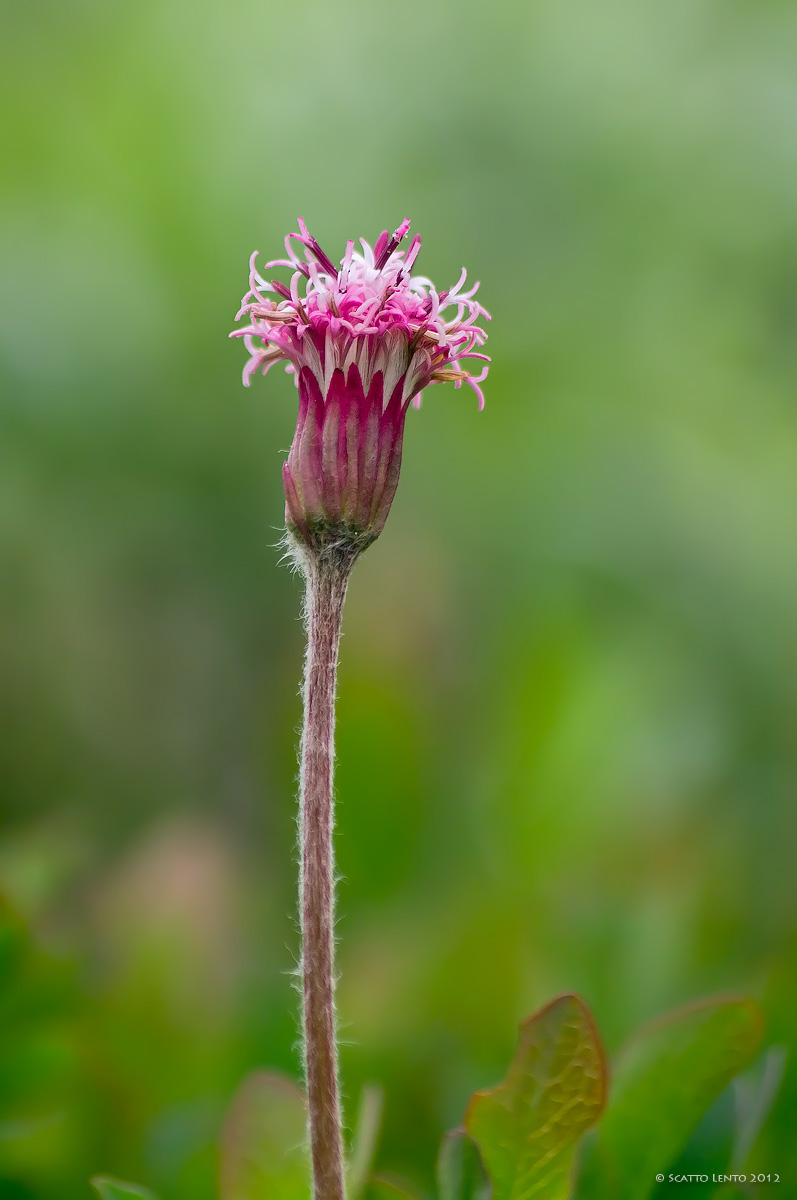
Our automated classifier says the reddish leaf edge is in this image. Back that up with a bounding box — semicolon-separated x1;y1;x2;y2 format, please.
224;1068;306;1105
613;993;765;1062
463;991;609;1122
368;1171;425;1199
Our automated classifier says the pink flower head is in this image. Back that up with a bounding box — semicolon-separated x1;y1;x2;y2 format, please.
230;219;490;554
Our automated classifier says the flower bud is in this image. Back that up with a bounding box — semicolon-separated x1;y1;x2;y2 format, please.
231;219;490;558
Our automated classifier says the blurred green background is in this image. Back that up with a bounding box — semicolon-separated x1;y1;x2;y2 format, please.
1;0;796;1195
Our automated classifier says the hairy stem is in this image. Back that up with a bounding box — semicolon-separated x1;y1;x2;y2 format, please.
298;545;355;1200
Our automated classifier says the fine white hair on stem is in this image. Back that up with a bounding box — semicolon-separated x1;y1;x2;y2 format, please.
292;535;359;1200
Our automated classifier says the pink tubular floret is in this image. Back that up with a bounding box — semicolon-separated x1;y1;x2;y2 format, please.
230;218;490;405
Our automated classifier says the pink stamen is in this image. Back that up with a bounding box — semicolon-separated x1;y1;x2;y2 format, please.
374;218;411;271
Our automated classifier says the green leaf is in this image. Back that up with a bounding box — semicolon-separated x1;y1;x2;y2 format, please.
0;894;28;983
732;1044;787;1169
657;1084;736;1183
365;1177;421;1200
220;1071;310;1200
91;1179;158;1200
465;993;607;1200
348;1084;385;1200
584;997;763;1200
437;1129;490;1200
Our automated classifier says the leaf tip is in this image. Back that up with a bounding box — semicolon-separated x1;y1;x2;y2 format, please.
519;992;609;1112
90;1177;157;1200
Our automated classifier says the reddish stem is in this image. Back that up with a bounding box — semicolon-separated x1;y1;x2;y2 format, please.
298;548;353;1200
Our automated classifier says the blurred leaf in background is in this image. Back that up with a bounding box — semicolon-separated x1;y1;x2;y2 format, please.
219;1072;308;1200
577;997;762;1198
2;0;797;1196
92;1179;159;1200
